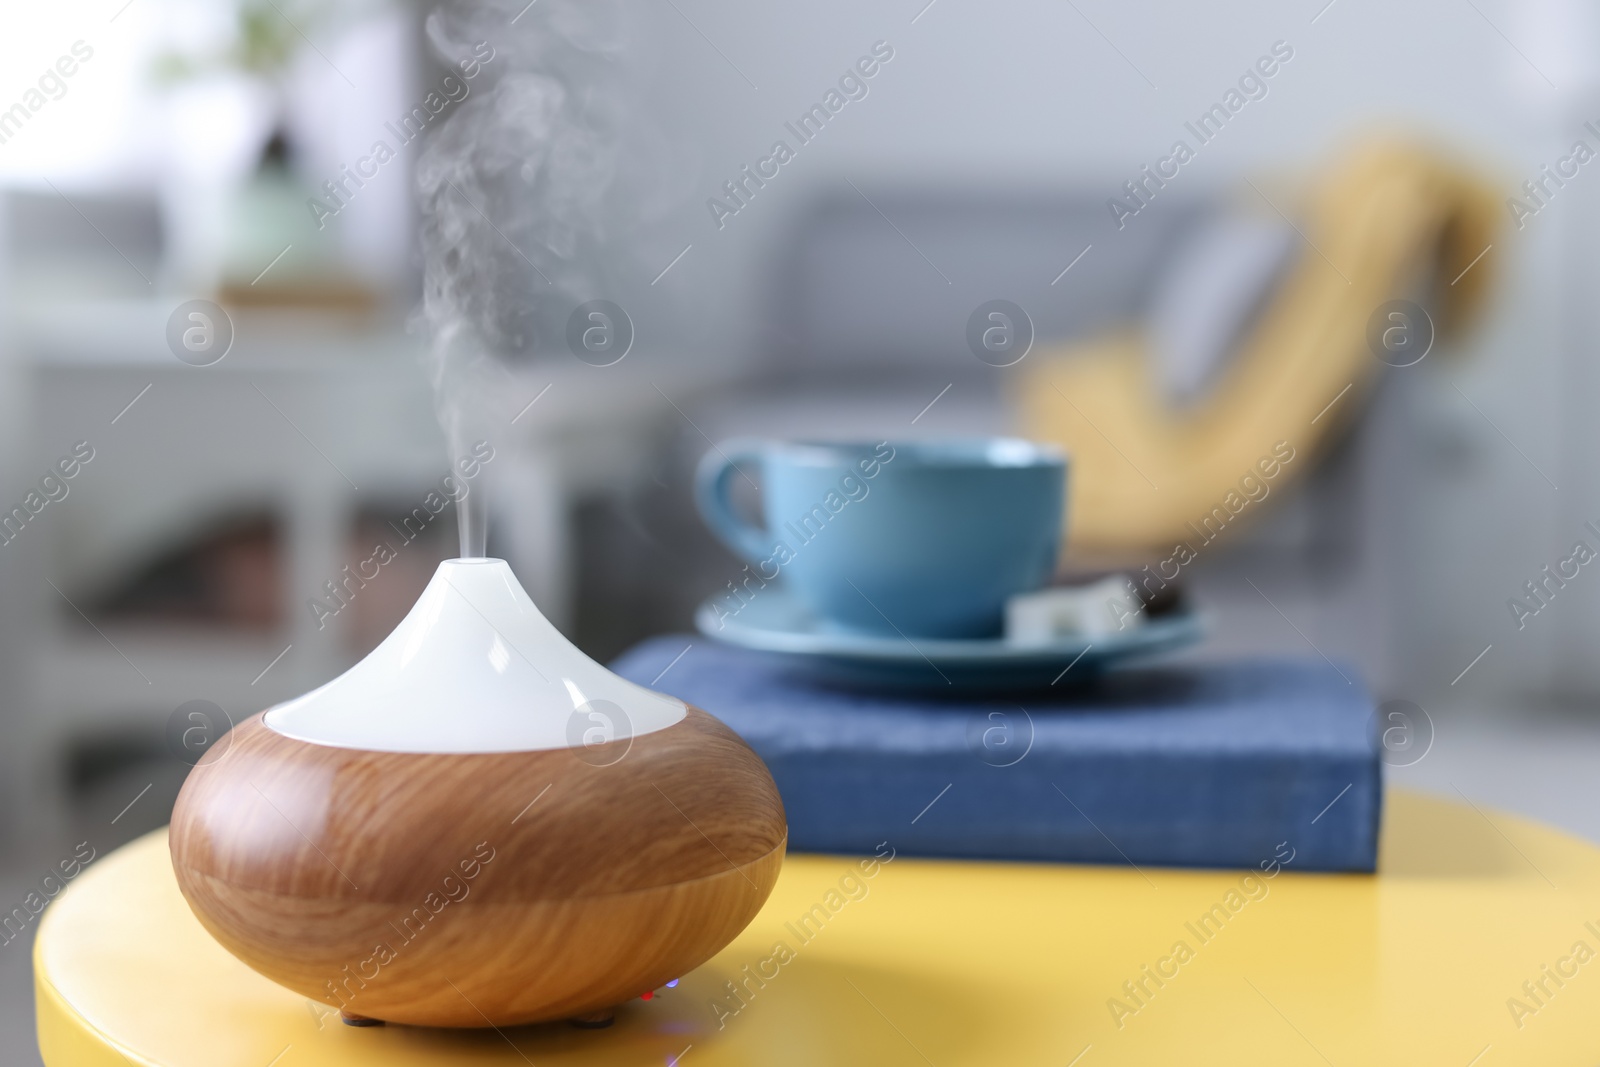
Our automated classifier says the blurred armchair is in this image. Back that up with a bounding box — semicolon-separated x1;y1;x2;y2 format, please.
1019;139;1499;553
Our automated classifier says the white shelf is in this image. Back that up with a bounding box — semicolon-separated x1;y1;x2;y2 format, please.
6;297;723;845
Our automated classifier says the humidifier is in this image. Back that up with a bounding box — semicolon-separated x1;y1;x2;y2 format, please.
169;557;787;1028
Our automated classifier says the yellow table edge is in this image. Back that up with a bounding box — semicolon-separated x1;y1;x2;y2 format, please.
34;790;1600;1066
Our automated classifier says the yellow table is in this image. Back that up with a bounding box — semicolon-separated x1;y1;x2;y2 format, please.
36;792;1600;1065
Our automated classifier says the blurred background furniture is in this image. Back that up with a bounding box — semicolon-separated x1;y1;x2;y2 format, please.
8;286;720;848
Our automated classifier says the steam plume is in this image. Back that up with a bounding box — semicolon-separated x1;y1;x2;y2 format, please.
415;0;631;557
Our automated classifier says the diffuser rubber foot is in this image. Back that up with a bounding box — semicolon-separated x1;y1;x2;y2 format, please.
341;1011;385;1027
568;1009;615;1029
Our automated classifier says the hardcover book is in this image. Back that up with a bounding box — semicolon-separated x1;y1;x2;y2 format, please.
613;637;1381;872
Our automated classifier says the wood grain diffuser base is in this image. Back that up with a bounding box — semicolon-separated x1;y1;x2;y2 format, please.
169;558;786;1028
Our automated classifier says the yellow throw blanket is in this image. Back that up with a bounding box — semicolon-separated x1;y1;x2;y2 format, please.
1017;139;1499;555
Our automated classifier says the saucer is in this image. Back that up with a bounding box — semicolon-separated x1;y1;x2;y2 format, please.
694;585;1204;692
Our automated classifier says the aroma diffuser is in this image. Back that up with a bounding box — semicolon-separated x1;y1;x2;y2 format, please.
170;558;786;1028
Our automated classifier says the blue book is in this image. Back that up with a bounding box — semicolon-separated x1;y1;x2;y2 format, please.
611;638;1381;872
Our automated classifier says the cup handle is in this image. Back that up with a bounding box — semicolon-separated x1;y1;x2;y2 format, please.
694;441;771;564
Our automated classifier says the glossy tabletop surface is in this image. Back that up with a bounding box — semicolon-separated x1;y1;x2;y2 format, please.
36;791;1600;1065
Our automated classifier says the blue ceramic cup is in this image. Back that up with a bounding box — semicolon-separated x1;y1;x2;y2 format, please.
695;438;1067;638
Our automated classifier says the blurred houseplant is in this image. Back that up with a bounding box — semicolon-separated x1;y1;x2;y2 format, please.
152;0;394;305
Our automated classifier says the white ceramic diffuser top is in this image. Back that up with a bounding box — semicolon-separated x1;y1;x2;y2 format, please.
264;558;686;753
